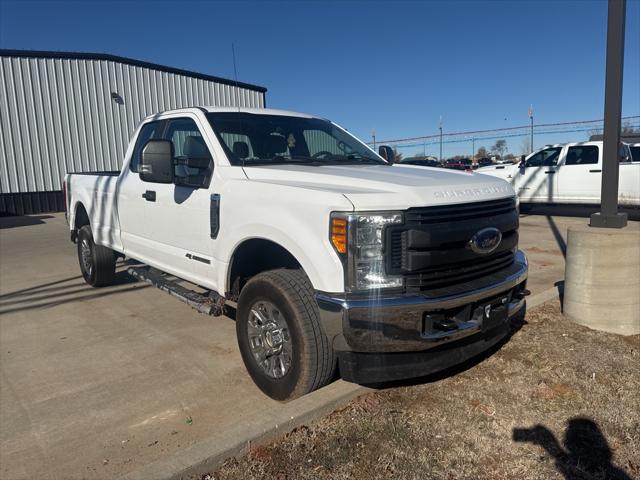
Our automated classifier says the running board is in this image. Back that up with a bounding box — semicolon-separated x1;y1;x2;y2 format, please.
127;266;226;317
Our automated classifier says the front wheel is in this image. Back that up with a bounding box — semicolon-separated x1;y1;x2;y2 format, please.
77;225;116;287
236;269;335;401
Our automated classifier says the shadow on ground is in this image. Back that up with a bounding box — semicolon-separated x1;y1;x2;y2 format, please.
513;418;632;480
0;214;55;229
520;203;640;221
0;267;142;315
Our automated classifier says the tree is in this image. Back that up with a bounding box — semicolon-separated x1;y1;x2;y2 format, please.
476;146;488;158
520;137;532;155
491;139;507;158
621;122;640;135
587;128;602;140
587;122;639;140
393;147;403;162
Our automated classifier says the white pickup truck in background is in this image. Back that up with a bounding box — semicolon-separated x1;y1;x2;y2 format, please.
65;107;528;401
476;141;640;206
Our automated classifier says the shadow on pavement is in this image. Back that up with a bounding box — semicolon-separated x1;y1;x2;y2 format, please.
520;203;640;221
0;214;55;229
0;283;149;315
513;418;632;480
0;265;142;315
545;215;567;257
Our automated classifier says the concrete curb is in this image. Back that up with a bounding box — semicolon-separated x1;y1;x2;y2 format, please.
120;381;367;480
121;286;561;480
526;285;561;310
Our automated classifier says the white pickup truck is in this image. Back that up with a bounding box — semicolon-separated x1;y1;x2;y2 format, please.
65;107;528;400
476;141;639;206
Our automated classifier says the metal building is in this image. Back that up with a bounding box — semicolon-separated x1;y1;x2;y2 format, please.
0;49;267;215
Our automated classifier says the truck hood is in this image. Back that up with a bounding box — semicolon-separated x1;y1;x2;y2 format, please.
243;163;515;210
476;164;518;176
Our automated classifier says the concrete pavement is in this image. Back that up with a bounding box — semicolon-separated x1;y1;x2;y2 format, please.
0;212;600;479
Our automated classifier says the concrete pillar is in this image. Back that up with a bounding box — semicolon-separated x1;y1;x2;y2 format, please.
564;223;640;335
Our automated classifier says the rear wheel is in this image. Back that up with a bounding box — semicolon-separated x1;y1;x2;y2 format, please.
236;269;335;401
77;225;116;287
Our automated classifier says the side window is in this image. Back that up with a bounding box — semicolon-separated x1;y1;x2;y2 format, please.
525;147;562;168
303;129;343;156
565;146;599;165
164;118;213;188
130;121;161;172
619;144;632;163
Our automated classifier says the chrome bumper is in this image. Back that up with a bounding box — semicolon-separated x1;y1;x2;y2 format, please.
317;250;528;353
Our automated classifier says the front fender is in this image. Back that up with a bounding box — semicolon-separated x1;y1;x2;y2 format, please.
215;180;354;293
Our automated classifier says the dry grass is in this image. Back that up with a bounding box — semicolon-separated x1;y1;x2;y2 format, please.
208;302;640;480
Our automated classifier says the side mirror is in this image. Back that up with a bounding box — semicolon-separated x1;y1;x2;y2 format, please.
378;145;395;164
140;140;174;184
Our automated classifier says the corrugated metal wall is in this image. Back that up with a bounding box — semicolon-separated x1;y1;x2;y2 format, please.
0;54;265;207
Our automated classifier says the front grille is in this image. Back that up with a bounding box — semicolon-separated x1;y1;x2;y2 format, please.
386;198;518;292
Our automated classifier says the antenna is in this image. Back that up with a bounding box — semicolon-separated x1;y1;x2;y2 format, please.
231;43;241;111
231;43;245;170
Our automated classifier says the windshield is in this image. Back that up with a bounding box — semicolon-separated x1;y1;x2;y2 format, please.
206;112;386;166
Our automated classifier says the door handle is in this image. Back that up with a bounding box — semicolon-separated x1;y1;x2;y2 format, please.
589;169;602;173
142;190;156;202
544;170;556;174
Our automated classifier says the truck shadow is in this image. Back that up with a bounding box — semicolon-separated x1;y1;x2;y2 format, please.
512;418;632;480
0;266;143;316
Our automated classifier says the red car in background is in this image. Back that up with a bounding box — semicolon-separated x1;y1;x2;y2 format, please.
443;158;473;170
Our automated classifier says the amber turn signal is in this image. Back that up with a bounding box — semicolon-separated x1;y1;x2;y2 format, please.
330;217;347;254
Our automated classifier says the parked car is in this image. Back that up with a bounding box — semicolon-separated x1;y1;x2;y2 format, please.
65;107;528;401
476;141;639;206
443;158;472;170
399;157;441;167
477;157;493;168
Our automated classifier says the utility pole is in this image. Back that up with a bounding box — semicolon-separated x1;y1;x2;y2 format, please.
591;0;627;228
528;104;534;152
472;137;475;162
372;129;376;151
439;116;443;161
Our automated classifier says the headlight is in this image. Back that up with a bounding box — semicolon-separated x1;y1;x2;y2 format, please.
330;211;403;291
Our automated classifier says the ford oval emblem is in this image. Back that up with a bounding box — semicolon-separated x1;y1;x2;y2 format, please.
469;227;502;254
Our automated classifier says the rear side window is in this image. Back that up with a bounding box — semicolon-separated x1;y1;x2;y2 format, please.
565;146;599;165
130;121;162;172
630;146;640;162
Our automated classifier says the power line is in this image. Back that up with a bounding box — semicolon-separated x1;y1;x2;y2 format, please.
371;115;640;145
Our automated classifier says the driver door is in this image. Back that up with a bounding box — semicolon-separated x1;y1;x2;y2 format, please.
140;116;217;287
515;147;563;202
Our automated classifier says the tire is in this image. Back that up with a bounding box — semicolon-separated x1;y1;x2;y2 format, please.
236;269;335;401
77;225;116;287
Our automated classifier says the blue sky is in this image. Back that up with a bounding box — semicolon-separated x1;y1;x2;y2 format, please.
1;0;639;157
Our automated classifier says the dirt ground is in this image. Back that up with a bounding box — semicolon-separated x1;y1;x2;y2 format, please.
207;301;640;480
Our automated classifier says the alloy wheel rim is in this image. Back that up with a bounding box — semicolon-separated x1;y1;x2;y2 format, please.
247;300;292;379
80;239;93;276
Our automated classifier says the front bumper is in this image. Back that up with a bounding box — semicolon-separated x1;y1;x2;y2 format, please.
316;250;528;355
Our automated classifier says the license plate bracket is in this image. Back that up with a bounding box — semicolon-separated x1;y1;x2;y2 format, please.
479;296;510;332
